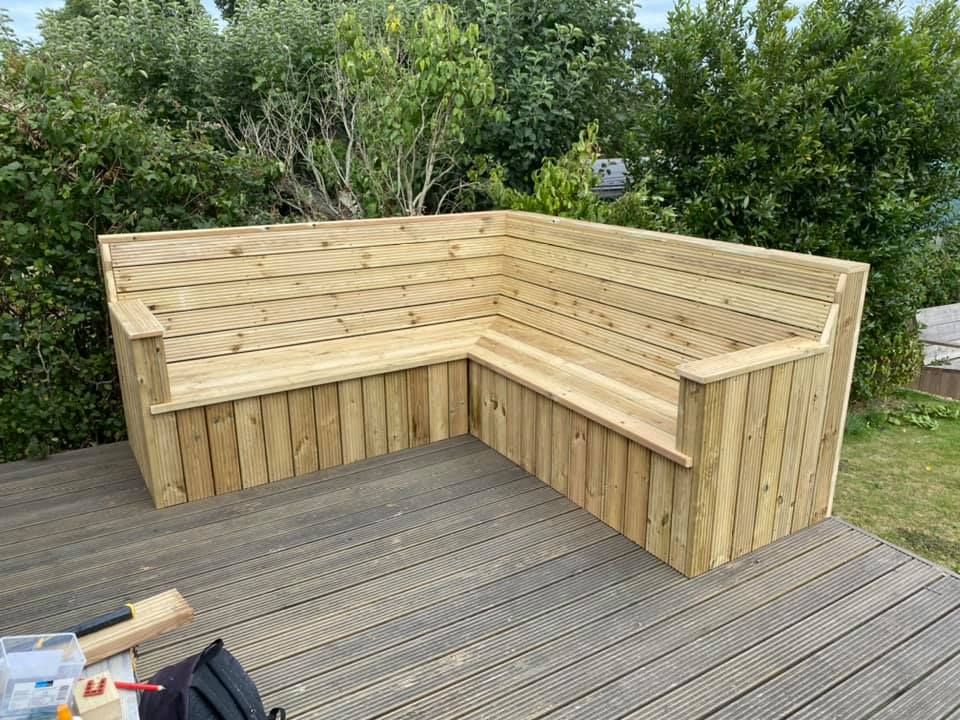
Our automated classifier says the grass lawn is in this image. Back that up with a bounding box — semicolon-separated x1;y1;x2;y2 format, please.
834;388;960;573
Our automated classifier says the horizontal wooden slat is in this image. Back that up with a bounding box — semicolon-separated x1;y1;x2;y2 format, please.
102;211;504;245
156;277;501;338
505;238;832;331
107;216;503;265
498;297;689;378
677;338;829;384
502;257;814;347
500;275;743;359
124;258;502;313
116;238;502;292
507;211;865;276
155;320;493;413
165;296;499;362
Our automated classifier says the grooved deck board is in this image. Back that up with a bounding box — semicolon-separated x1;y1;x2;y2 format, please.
2;438;956;720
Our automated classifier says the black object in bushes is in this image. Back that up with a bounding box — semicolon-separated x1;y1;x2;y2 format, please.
139;639;285;720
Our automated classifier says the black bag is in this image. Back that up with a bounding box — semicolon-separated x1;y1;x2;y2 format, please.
138;639;286;720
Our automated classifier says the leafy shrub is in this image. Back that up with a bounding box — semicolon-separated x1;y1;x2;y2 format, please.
632;0;960;399
0;51;278;461
489;123;677;230
39;0;223;123
456;0;639;188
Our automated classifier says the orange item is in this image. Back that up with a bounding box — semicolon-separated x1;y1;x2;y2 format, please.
56;704;73;720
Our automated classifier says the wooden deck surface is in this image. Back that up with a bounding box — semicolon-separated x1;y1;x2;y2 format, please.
2;436;959;719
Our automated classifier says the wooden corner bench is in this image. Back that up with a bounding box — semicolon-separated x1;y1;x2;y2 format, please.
99;211;867;577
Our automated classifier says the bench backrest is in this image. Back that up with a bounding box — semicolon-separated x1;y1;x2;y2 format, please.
100;211;855;379
502;213;847;379
99;213;504;365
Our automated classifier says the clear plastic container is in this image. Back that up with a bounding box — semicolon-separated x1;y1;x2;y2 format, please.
0;635;85;719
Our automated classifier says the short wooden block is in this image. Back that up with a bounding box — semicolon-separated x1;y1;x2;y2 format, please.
73;672;121;720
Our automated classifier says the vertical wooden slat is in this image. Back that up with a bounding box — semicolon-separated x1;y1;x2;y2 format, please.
261;392;294;482
731;368;772;559
584;421;607;518
234;396;269;488
710;374;749;568
288;387;320;475
362;374;389;457
773;357;816;540
673;379;709;575
468;361;482;439
314;384;343;469
385;371;410;452
519;386;538;473
622;442;651;545
493;372;508;455
476;364;493;446
205;401;242;495
428;363;449;443
753;362;794;549
814;269;868;520
338;378;366;463
505;377;523;463
535;395;553;481
550;404;573;493
645;454;675;562
130;336;186;507
601;432;628;531
407;366;431;448
567;413;589;507
176;408;215;501
447;360;469;436
792;351;832;531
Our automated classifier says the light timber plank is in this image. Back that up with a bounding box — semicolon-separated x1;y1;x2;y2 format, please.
814;269;869;521
753;362;794;549
427;364;449;443
115;237;502;292
773;356;816;539
568;413;589;507
584;422;607;518
492;371;508;455
406;366;431;448
711;374;748;567
550;404;573;493
234;397;269;487
535;394;553;482
467;361;482;439
204;402;242;495
261;392;294;482
361;375;389;457
337;379;366;463
313;384;343;469
447;360;468;436
622;442;651;545
155;277;501;338
384;372;410;453
601;432;628;532
519;386;538;473
128;258;502;313
164;296;497;362
645;454;675;561
288;388;320;475
731;367;772;559
175;408;215;501
504;377;523;463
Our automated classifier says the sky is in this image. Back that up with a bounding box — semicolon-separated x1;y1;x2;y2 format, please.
2;0;682;39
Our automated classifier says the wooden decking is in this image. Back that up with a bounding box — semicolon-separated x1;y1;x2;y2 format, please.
3;436;960;719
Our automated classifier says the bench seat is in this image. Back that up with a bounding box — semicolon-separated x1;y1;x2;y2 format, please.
156;315;688;464
159;319;493;413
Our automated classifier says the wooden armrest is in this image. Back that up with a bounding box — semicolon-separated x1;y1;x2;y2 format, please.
676;337;828;384
109;299;164;340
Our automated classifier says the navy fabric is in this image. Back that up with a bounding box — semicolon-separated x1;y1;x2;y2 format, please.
138;640;283;720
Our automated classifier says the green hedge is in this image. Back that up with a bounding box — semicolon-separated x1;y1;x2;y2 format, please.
0;53;278;461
